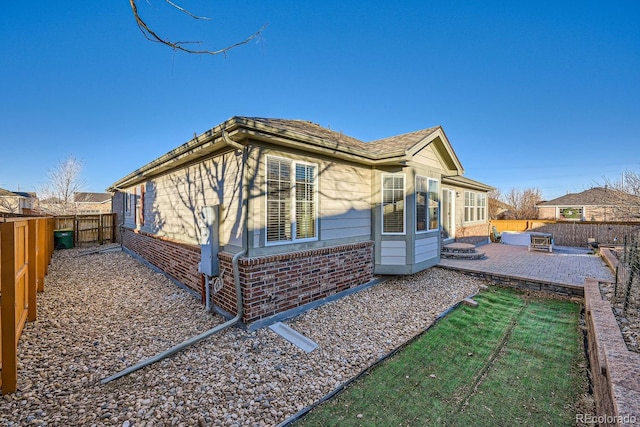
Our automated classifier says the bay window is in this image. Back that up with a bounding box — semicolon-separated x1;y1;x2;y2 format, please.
416;176;439;232
382;174;405;234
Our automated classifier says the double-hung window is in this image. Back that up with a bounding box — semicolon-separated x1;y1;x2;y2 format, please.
464;191;486;222
382;174;405;234
476;193;487;222
464;191;475;222
266;156;317;244
416;176;440;232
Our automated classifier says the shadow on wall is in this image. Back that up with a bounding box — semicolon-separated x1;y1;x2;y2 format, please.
144;148;258;246
141;144;376;251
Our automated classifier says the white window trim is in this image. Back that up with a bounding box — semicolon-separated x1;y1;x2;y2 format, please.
464;190;487;223
428;177;440;231
476;192;486;222
381;173;406;235
265;155;318;246
416;176;440;234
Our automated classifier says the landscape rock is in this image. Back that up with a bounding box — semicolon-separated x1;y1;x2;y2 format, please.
0;246;481;426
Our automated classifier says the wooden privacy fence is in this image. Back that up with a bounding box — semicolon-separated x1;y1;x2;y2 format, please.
0;217;54;394
490;219;556;233
491;219;640;247
54;213;115;246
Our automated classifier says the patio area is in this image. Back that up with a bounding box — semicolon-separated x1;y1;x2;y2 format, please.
438;242;615;287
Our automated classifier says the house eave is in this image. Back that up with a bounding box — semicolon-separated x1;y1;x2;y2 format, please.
232;117;410;165
107;117;413;191
442;175;494;192
107;133;225;191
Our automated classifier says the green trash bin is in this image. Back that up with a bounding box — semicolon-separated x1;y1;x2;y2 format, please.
54;229;74;249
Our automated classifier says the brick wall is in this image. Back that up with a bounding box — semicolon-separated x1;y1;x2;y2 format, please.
122;228;202;293
216;242;375;324
584;277;640;426
121;230;375;326
456;222;490;245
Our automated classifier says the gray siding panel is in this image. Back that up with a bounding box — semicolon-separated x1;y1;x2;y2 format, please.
415;236;439;263
380;240;406;265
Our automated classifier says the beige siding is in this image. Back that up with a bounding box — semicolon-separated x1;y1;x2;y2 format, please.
249;149;372;248
412;144;445;171
537;206;556;220
129;151;242;247
320;164;371;240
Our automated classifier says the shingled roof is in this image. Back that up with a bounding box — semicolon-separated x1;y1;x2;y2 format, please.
108;116;464;191
0;188;33;198
239;117;442;156
74;192;111;203
242;117;368;152
368;127;442;154
538;187;640;207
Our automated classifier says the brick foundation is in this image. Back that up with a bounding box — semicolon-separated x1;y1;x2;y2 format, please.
216;242;375;324
121;229;375;325
121;228;202;293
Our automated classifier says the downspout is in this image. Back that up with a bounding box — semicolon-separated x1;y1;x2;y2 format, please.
101;135;249;385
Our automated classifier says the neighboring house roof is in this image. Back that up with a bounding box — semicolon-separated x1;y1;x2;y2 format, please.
0;189;37;197
108;116;466;191
537;187;640;207
13;191;36;198
74;192;111;203
0;188;20;197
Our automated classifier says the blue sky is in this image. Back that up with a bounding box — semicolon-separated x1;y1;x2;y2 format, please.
1;1;638;200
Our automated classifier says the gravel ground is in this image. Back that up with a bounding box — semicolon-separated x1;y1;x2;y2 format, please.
600;278;640;353
1;246;482;426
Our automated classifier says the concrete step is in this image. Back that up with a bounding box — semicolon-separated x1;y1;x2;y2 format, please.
440;251;486;260
441;242;485;260
441;242;477;254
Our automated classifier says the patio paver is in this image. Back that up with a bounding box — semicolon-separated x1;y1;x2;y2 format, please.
438;243;615;287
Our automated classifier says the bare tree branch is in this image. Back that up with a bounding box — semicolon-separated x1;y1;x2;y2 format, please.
504;187;543;219
599;169;640;196
165;0;211;20
39;155;86;215
130;0;268;56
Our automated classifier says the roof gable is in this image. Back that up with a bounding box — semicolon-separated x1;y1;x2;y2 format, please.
368;126;463;173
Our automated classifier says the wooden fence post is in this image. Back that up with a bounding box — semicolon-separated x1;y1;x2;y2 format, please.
0;222;18;394
27;220;37;322
36;219;46;292
98;214;103;245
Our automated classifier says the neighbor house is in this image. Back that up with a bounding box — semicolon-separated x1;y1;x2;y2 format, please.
537;187;640;222
0;188;36;214
108;117;492;326
73;192;112;214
